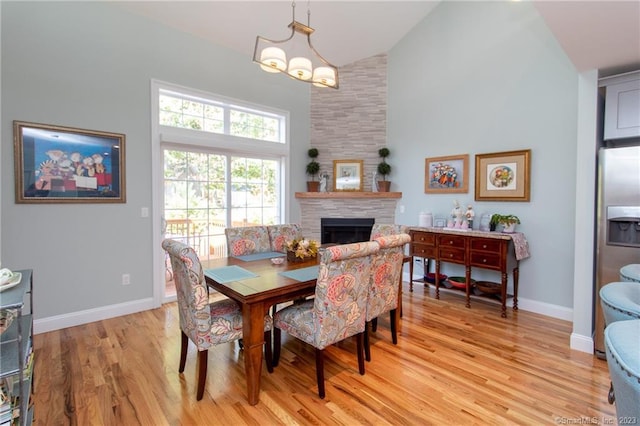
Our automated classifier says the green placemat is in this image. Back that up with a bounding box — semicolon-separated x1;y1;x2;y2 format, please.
204;265;258;283
235;251;285;262
279;265;319;282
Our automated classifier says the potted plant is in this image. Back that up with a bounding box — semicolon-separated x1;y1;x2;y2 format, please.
376;147;392;192
490;214;520;233
306;148;320;192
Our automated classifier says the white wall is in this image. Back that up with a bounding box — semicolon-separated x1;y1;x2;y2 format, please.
388;2;580;320
1;2;309;329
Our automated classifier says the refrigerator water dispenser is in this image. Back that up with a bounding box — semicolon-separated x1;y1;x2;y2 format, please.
607;206;640;247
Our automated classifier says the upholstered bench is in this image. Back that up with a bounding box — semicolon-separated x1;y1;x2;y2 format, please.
604;319;640;420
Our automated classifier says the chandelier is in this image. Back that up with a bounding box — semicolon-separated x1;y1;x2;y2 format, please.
253;1;339;89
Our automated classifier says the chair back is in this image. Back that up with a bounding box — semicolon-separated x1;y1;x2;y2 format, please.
312;241;380;349
224;225;270;256
162;239;212;350
367;233;411;322
370;223;409;240
267;224;303;252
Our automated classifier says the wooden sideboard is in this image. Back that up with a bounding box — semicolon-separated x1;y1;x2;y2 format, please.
409;227;520;318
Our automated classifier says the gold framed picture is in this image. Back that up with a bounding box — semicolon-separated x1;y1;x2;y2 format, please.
475;149;531;202
14;121;126;204
424;154;469;193
333;160;363;191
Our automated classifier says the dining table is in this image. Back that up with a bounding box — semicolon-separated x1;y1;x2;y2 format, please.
202;252;319;406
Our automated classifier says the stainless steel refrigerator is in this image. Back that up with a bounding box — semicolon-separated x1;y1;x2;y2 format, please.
594;144;640;357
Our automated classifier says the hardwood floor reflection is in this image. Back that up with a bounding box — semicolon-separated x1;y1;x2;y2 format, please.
32;283;615;425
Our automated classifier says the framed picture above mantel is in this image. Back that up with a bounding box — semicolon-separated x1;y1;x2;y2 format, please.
333;159;363;191
14;121;126;203
474;149;531;202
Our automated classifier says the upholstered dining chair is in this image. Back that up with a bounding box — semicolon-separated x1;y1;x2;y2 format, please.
369;223;411;320
224;225;271;256
162;238;273;400
365;233;411;361
267;224;303;252
369;223;409;240
273;241;379;399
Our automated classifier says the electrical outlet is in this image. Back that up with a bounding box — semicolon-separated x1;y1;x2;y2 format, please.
122;274;131;285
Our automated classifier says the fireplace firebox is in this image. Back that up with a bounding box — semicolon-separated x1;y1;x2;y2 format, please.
321;218;375;244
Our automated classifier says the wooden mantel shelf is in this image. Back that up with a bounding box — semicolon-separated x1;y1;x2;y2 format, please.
295;192;402;199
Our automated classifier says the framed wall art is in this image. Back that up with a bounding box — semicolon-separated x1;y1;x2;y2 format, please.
14;121;126;203
474;149;531;202
333;159;363;191
424;154;469;193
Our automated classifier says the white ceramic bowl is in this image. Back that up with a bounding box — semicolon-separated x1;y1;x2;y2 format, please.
270;257;285;265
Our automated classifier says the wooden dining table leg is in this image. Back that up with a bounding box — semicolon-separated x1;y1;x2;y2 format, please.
242;302;265;406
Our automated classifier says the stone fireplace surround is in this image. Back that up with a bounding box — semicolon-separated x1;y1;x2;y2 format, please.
295;192;401;242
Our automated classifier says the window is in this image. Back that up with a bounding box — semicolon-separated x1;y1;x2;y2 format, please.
159;89;285;143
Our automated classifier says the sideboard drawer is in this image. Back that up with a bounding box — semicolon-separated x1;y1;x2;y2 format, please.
438;235;466;248
469;252;502;269
411;231;436;245
470;238;501;253
439;247;465;263
411;244;437;258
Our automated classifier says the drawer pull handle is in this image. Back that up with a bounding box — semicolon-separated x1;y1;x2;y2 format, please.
483;245;487;249
483;259;487;263
449;241;453;245
449;254;454;258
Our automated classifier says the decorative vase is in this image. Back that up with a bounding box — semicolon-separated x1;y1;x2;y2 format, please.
376;181;391;192
307;181;320;192
502;223;517;233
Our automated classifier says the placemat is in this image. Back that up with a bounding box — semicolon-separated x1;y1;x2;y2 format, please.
204;265;258;283
279;265;319;282
234;251;285;262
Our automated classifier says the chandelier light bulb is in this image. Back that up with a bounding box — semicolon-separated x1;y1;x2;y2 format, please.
312;67;336;87
288;57;313;80
259;47;287;73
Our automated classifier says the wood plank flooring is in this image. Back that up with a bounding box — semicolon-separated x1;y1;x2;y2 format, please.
32;283;616;425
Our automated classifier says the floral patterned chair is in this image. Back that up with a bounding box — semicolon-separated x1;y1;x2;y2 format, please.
224;225;271;256
369;223;409;240
162;238;273;400
273;241;379;398
369;224;411;320
365;233;412;361
267;224;303;253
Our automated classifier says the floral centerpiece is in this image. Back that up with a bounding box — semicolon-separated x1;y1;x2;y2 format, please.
286;237;319;262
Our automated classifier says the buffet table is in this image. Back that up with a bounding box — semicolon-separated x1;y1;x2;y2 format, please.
409;227;530;318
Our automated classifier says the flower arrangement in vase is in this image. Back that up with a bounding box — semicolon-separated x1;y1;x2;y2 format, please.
286;237;319;262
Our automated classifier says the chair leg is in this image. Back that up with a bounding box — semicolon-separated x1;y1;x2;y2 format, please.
264;331;274;373
364;322;372;362
608;381;615;404
273;327;281;367
390;308;398;345
315;348;326;399
196;350;208;401
179;331;188;373
371;317;378;332
356;332;365;375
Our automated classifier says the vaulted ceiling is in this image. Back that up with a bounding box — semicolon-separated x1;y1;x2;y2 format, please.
117;1;640;77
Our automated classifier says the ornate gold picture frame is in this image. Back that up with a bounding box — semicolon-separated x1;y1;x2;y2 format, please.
333;159;363;191
475;149;531;202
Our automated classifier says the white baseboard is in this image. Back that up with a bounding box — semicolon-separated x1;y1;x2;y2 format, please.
570;332;594;354
33;298;155;334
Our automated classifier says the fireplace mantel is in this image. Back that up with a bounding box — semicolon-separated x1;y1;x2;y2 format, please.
295;192;402;199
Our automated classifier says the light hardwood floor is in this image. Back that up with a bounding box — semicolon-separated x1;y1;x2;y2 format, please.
32;283;615;425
